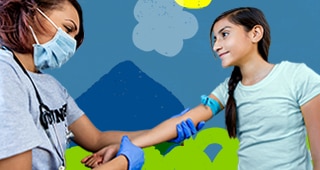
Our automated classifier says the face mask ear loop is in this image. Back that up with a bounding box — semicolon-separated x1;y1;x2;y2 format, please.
36;8;59;30
28;26;40;45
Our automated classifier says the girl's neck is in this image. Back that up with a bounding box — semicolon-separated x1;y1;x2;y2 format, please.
239;57;274;86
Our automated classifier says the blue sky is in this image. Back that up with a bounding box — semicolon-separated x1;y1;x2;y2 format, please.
47;0;320;127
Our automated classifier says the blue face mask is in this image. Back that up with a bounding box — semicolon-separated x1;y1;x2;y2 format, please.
29;8;77;70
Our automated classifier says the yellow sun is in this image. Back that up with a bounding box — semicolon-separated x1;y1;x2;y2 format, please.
175;0;212;9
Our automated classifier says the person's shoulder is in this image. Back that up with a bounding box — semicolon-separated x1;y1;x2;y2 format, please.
0;49;16;70
278;60;308;70
0;48;13;59
218;77;230;86
278;60;304;66
277;60;318;80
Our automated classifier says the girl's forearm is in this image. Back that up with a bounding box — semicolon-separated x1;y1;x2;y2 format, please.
131;117;182;148
131;105;212;148
96;130;148;150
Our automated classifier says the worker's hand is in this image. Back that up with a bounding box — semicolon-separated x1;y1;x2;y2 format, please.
116;135;144;170
168;108;205;143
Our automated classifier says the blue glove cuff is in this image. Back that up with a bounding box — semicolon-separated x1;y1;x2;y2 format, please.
201;95;220;116
116;136;144;170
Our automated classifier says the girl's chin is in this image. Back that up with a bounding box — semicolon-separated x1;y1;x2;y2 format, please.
221;60;235;68
221;62;230;68
221;64;228;68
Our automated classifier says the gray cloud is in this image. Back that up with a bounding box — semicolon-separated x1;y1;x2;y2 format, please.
133;0;198;57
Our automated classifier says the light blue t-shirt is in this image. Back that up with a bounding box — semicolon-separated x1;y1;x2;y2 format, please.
0;49;84;169
212;61;320;170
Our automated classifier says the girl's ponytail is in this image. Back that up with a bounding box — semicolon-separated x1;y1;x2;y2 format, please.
225;66;242;138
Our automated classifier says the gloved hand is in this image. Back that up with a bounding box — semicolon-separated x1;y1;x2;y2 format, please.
116;135;144;170
168;108;205;143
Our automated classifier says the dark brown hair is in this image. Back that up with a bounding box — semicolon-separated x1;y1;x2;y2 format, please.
209;7;271;138
0;0;84;53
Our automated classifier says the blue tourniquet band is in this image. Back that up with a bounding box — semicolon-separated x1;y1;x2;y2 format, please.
200;95;220;116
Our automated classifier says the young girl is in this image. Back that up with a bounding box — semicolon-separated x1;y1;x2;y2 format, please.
90;7;320;170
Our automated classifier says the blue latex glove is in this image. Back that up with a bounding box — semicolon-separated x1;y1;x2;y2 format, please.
168;108;206;143
116;136;144;170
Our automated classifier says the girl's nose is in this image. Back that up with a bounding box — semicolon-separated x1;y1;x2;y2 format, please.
213;41;222;53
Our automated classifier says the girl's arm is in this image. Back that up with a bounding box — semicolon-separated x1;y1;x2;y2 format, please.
0;150;32;170
70;94;221;152
69;115;146;152
301;94;320;170
91;135;144;170
80;108;206;168
131;94;222;148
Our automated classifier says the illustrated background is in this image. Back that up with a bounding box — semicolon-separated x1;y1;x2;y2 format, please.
46;0;320;169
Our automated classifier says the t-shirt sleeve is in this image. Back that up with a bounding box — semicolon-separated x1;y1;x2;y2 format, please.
49;75;85;126
293;63;320;106
0;61;41;159
66;94;84;126
211;77;230;107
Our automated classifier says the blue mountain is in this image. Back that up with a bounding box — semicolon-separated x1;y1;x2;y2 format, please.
75;60;185;132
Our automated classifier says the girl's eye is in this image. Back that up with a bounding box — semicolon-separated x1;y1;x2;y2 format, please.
222;32;229;38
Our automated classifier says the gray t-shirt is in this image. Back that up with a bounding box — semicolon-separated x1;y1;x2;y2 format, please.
0;49;84;169
212;61;320;170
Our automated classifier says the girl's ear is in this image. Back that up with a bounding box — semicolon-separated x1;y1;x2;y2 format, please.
250;25;264;43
